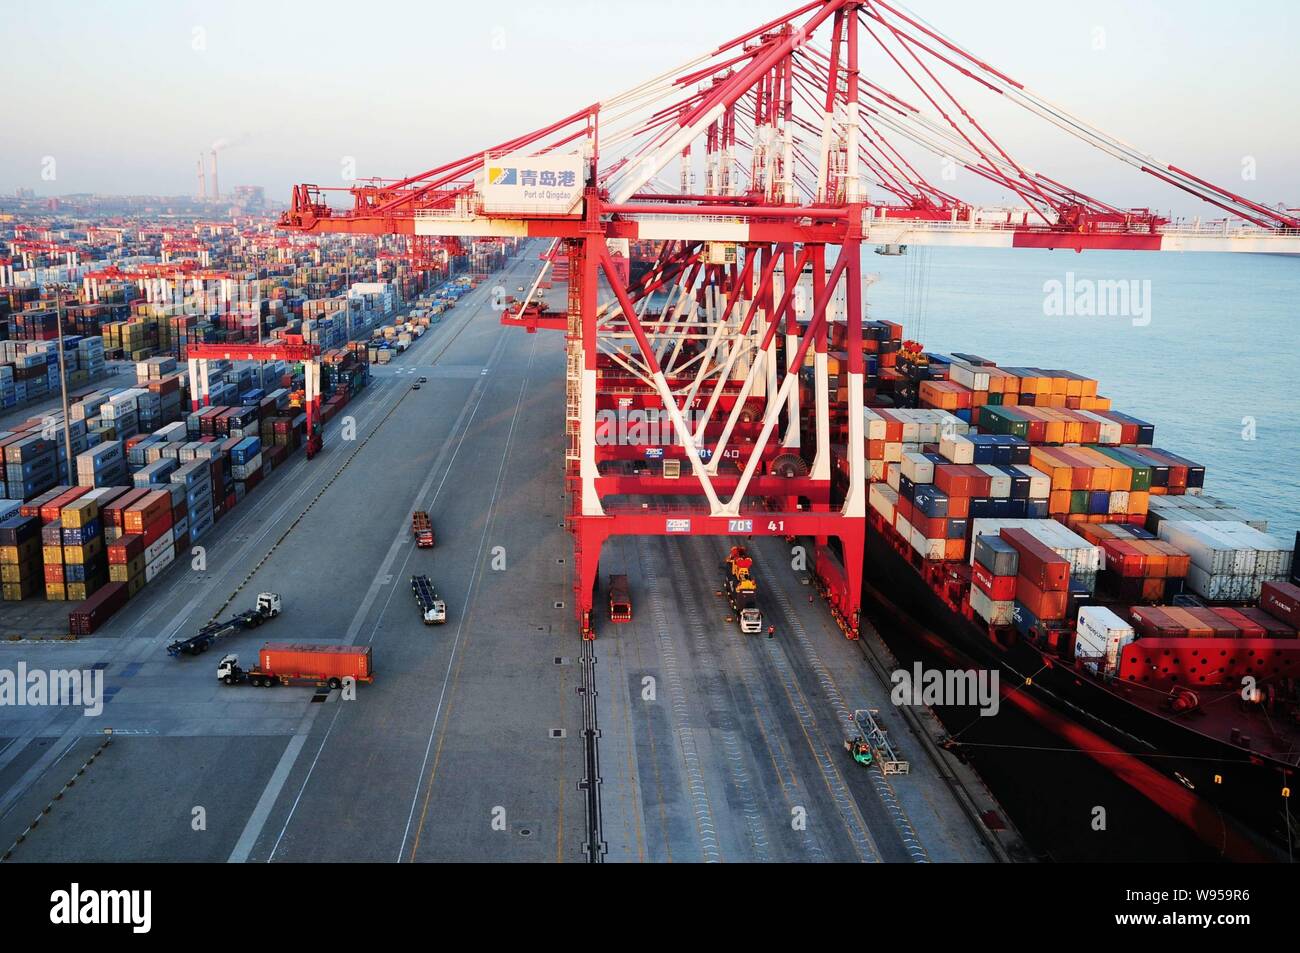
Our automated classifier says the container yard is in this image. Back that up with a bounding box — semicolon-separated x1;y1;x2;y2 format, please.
0;1;1295;925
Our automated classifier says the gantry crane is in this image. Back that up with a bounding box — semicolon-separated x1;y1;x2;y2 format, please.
185;340;325;458
278;0;1298;639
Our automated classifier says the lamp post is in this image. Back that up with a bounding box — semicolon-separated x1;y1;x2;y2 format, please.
50;283;75;482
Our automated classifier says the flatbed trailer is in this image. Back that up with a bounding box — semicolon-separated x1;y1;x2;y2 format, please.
411;574;447;624
166;593;282;657
412;511;435;548
847;708;910;775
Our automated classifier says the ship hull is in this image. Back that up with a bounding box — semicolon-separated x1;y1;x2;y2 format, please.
863;526;1294;857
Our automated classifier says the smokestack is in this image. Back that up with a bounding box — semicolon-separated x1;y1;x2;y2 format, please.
209;150;219;201
198;153;207;200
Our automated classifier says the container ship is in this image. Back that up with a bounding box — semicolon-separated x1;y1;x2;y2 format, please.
815;319;1300;854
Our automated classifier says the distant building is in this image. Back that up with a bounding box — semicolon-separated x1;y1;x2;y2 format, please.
232;186;266;211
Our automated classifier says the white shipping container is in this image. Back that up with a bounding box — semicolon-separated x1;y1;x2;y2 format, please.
949;362;990;392
969;586;1014;626
886;462;901;492
1159;521;1252;576
869;483;898;523
977;464;1012;498
911;527;946;561
864;408;888;441
900;452;935;484
1184;564;1252;602
144;530;174;565
1016;466;1052;499
896;513;913;543
144;544;176;583
968;518;1102;573
939;433;974;465
1078;410;1123;445
1075;606;1135;675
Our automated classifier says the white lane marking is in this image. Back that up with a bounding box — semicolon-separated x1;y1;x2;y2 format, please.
237;314;514;862
227;733;309;863
398;363;532;862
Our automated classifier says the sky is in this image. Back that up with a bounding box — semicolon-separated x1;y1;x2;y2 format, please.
2;0;1296;218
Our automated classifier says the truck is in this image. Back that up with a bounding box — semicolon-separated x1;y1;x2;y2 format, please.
608;574;632;623
411;574;447;625
217;643;374;689
722;546;763;634
411;511;435;548
166;593;282;657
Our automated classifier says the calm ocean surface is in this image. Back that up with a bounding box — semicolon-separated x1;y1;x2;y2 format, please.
863;247;1300;537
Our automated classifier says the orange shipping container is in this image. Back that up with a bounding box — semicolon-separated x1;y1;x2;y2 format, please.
124;491;172;534
258;643;374;683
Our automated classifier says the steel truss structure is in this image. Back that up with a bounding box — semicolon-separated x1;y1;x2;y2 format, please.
279;0;1297;638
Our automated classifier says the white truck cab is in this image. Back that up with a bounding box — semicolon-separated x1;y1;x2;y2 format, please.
217;654;240;682
422;598;447;625
739;607;763;634
256;593;282;617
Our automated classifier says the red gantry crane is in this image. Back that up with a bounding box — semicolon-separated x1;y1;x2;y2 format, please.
279;0;1299;640
185;340;326;458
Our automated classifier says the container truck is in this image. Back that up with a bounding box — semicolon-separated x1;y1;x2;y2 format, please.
722;546;763;634
412;574;447;624
608;574;632;623
217;643;373;689
411;511;435;548
167;592;282;657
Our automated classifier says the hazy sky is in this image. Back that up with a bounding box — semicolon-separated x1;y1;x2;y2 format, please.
4;0;1296;217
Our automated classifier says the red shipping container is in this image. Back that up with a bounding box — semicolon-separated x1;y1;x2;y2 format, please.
104;488;151;528
1128;605;1186;638
258;643;374;683
1015;575;1068;621
141;513;174;547
1213;607;1265;638
913;513;947;541
1163;607;1214;637
68;582;129;636
934;465;970;498
963;465;992;498
972;562;1017;601
124;491;172;534
1260;581;1300;629
40;487;90;524
1236;606;1297;638
20;487;66;519
1184;607;1239;638
108;534;144;565
1001;528;1071;592
1102;539;1147;578
896;496;914;526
